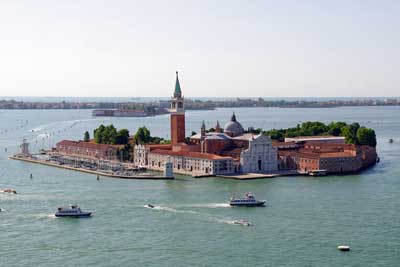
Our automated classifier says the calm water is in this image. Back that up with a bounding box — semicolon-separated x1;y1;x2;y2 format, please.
1;107;399;267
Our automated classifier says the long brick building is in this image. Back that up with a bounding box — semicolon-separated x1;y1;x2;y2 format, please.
276;141;377;173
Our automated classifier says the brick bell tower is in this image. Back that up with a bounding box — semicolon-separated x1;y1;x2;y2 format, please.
170;71;185;145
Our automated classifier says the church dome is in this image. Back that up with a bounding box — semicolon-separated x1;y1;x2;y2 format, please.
224;113;244;137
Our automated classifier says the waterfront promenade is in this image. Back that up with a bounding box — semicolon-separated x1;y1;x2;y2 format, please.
10;155;173;180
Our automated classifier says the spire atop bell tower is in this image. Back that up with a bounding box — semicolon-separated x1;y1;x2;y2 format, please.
174;71;182;98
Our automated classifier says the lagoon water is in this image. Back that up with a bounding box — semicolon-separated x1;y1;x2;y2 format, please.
0;106;399;266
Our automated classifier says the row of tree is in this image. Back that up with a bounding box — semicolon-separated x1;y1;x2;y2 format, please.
84;124;130;145
84;125;170;146
259;121;376;147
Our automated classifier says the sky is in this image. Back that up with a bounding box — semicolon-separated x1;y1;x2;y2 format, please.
0;0;399;97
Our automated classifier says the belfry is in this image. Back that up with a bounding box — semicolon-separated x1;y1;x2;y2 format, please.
170;71;186;145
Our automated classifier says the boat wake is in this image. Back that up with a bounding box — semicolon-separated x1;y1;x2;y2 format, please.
187;203;231;209
217;219;236;225
144;205;198;214
16;213;57;220
144;205;248;226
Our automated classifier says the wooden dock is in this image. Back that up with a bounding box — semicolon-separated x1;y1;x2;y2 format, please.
10;156;174;180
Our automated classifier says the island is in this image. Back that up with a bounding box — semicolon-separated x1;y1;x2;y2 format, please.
11;72;378;179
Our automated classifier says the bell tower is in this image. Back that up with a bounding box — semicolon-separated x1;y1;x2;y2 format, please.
170;71;185;145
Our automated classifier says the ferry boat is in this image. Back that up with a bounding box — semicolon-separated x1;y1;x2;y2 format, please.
229;192;266;207
55;205;92;218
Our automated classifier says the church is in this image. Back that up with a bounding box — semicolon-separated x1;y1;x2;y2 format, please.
133;72;278;175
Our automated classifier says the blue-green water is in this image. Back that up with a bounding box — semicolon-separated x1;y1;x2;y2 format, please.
1;107;399;266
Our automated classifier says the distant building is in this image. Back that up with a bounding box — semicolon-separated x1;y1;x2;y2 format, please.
133;72;278;175
284;136;346;144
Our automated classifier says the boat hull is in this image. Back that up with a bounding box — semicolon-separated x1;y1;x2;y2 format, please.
229;201;266;207
55;212;92;218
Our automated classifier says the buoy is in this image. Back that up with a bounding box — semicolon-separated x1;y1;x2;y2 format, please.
30;173;33;179
337;245;350;251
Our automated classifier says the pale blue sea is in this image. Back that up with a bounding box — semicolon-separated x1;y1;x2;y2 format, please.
0;106;399;266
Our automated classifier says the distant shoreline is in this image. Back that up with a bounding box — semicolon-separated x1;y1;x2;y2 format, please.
0;97;399;112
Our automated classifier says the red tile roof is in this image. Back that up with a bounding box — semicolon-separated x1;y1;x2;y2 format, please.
57;140;123;150
144;144;172;151
150;149;232;160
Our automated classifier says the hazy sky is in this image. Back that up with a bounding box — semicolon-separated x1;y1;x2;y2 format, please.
0;0;399;97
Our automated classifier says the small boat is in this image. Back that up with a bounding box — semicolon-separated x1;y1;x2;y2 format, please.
55;205;92;218
337;245;350;251
1;189;17;194
233;220;252;226
147;204;155;208
308;170;327;176
229;192;265;207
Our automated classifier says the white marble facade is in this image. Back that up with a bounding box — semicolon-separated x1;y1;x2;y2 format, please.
239;134;278;173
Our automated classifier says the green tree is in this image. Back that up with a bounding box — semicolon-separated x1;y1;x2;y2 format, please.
342;122;360;144
327;122;347;136
115;129;130;145
357;127;377;147
104;124;117;144
84;131;90;142
265;129;284;141
300;121;328;136
133;126;151;144
94;124;105;143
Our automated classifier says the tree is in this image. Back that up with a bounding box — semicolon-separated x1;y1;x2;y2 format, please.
93;124;124;144
115;129;130;145
133;126;151;144
300;121;328;136
327;122;347;136
357;127;377;147
84;131;90;142
94;124;106;143
265;129;284;141
342;122;360;145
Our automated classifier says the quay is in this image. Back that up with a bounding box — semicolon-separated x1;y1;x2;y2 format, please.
10;155;174;180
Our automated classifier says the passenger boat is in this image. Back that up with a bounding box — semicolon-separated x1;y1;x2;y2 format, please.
229;192;265;207
55;205;92;218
